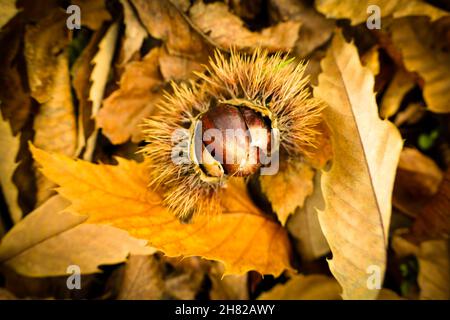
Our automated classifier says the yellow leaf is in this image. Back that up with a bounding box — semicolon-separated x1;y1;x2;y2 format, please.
0;0;18;29
189;1;301;52
258;275;341;300
380;69;415;118
30;144;294;276
0;117;22;223
314;31;403;299
260;160;314;226
0;195;153;277
391;17;450;113
361;46;380;76
316;0;448;25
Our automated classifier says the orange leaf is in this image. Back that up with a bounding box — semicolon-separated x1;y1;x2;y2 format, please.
30;144;293;276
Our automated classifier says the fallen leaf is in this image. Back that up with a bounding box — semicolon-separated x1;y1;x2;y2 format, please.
417;239;450;300
90;22;119;118
0;0;18;29
0;117;22;223
189;1;301;52
302;120;333;169
313;31;403;299
269;0;334;58
73;0;112;30
408;169;450;242
117;255;164;299
316;0;448;25
30;145;294;276
0;24;32;134
258;274;341;300
209;262;249;300
131;0;210;59
25;10;77;204
393;148;443;218
260;160;314;226
380;69;416;119
390;17;450;113
159;47;204;82
118;0;147;66
392;233;449;300
0;195;153;277
287;172;330;261
361;46;380;76
96;47;164;144
71;28;105;157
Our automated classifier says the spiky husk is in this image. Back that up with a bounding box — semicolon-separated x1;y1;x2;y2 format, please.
141;49;325;220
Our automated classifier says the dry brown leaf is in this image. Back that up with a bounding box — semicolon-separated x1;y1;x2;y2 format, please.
209;262;249;300
30;145;294;276
391;17;450;114
380;69;416;119
393;148;443;218
189;1;301;52
118;0;147;66
302;120;333;169
0;195;153;277
260;160;314;226
90;22;119;118
73;0;111;30
258;275;341;300
117;255;164;300
0;0;18;29
25;10;77;204
314;31;403;299
392;234;449;300
0;17;32;135
287;172;330;261
96;47;164;144
71;28;105;157
316;0;448;25
408;169;450;242
131;0;210;59
417;240;450;300
159;47;204;82
0;117;22;223
269;0;334;58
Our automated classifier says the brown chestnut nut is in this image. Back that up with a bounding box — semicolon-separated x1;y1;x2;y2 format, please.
199;103;270;177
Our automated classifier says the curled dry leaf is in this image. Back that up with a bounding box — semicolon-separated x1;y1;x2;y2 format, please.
314;31;403;299
258;275;341;300
97;47;164;144
189;1;301;52
287;172;330;262
25;10;77;204
30;145;294;276
72;0;112;30
0;21;32;135
260;160;314;226
393;148;443;218
380;69;415;119
118;0;147;66
0;117;22;223
408;169;450;243
269;0;334;58
390;17;450;114
316;0;448;25
117;255;165;300
0;195;154;277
